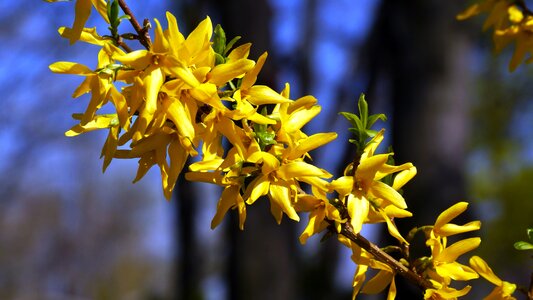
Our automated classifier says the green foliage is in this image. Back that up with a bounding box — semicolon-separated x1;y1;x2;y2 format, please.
253;108;276;151
106;0;130;39
514;228;533;251
339;93;386;153
213;24;241;65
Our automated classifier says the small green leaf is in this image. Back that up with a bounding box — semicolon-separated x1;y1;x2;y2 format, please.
215;53;225;65
514;241;533;250
225;36;242;55
367;113;387;128
107;0;120;26
358;94;368;127
527;228;533;241
339;112;363;132
213;24;226;56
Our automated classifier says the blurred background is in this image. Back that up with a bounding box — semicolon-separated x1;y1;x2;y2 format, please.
1;0;532;299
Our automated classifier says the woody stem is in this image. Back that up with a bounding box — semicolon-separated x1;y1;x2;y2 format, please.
338;222;434;291
118;0;152;49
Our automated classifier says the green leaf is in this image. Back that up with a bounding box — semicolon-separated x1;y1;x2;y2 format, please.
367;113;387;128
225;36;242;55
527;228;533;241
358;93;368;127
514;241;533;250
213;24;226;56
215;53;225;66
339;112;363;132
108;0;120;27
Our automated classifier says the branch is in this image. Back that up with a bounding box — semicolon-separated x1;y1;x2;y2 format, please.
117;0;152;49
338;222;434;291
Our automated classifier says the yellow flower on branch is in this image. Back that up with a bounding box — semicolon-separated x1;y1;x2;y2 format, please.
329;129;415;241
469;256;517;300
420;202;481;297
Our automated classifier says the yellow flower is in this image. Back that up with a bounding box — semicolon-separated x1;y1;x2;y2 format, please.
424;284;472;300
423;203;481;285
295;194;343;244
469;256;517;300
115;128;189;199
432;202;481;237
330;130;415;238
426;236;480;282
47;0;109;44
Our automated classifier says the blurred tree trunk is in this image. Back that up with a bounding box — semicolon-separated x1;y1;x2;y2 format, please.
176;1;298;299
360;0;473;297
174;169;202;300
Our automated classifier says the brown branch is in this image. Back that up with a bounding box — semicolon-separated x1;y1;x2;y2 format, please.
116;38;133;53
338;222;434;291
117;0;152;50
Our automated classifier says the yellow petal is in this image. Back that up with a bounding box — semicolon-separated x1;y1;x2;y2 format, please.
289;132;338;159
183;17;213;59
370;181;407;209
284;105;320;132
49;61;93;75
164;96;195;140
90;0;108;22
508;5;524;23
436;262;479;281
434;202;469;230
424;285;471;299
247;151;280;175
469;256;503;286
387;277;396;300
299;208;326;244
347;193;369;233
244;174;270;205
356;154;389;184
167;57;201;87
211;185;241;229
246;85;292;105
438;237;481;263
363;129;385;157
456;4;481;20
276;161;329;179
330;176;354;197
164;138;188;199
241;52;267;90
59;26;107;45
361;270;393;294
101;126;119;172
227;43;252;61
391;165;417;190
152;18;169;53
435;221;481;237
379;210;408;245
269;182;299;222
143;67;164;115
208;59;255;86
114;50;152;70
69;0;92;44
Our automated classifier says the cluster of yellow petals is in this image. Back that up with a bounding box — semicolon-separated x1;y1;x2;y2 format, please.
458;0;533;71
48;2;523;299
49;7;339;230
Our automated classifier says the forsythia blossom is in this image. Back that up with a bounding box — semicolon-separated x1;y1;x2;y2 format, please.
48;1;527;299
458;0;533;71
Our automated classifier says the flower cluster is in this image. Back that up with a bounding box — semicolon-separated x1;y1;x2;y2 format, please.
458;0;533;71
48;1;525;299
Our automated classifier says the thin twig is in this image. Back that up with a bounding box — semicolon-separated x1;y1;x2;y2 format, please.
338;222;434;291
117;0;151;49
